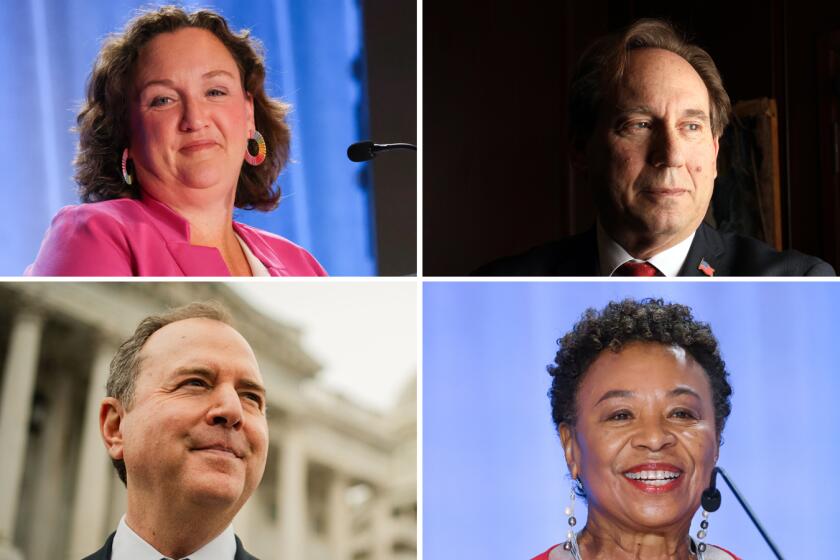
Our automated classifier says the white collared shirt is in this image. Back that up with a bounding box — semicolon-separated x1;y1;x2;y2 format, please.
597;222;696;277
111;515;237;560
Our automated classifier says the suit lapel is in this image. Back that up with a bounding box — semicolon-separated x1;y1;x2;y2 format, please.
679;223;726;276
580;228;600;275
166;243;232;276
234;535;259;560
565;227;600;276
139;194;234;276
80;531;115;560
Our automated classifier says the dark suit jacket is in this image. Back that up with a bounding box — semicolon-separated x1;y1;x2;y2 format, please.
81;531;259;560
473;223;836;276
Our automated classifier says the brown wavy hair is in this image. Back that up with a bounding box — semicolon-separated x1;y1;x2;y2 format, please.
75;5;290;211
569;18;731;149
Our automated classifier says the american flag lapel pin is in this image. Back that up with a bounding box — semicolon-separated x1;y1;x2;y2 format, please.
698;258;715;277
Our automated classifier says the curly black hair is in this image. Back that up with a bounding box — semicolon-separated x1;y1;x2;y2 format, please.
548;298;733;438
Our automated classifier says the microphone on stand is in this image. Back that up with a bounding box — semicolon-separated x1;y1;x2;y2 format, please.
702;466;785;559
347;140;417;162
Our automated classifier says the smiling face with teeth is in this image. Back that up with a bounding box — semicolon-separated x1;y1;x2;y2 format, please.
559;340;719;537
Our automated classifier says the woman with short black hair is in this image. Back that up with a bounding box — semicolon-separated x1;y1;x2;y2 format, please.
534;298;740;559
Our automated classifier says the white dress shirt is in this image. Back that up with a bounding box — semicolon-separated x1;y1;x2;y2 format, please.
111;515;237;560
597;222;696;277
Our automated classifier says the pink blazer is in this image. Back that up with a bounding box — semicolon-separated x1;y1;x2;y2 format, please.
25;196;327;277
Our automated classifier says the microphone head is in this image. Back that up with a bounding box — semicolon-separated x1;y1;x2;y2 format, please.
347;141;375;162
701;487;721;512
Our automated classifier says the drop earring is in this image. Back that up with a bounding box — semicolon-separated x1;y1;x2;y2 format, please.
563;481;582;558
121;148;132;185
244;129;266;166
694;509;710;557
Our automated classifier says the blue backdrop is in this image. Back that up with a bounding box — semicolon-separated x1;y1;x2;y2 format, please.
0;0;375;275
424;281;840;558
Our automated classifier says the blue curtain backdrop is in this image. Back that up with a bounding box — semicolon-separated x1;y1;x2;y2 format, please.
0;0;375;275
424;281;840;558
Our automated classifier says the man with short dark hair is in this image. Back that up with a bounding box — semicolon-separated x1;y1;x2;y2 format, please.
476;19;834;277
83;302;264;560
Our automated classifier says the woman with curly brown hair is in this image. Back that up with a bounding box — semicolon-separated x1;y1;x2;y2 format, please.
534;298;740;560
26;6;326;276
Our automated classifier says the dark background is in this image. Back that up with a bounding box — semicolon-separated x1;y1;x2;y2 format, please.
364;0;417;275
423;0;840;275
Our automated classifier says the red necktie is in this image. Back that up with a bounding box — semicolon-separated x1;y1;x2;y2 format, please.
614;261;661;277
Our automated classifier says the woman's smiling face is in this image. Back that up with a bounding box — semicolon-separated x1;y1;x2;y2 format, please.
128;27;254;202
560;341;719;533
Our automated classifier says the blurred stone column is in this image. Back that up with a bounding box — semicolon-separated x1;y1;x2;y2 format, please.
278;424;306;559
327;471;349;560
68;338;117;559
0;310;44;560
371;488;392;560
26;370;72;560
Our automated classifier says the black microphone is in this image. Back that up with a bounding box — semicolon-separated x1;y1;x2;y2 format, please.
702;466;785;559
347;140;417;162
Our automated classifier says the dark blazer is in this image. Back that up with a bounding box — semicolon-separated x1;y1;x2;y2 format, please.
81;532;259;560
473;223;836;276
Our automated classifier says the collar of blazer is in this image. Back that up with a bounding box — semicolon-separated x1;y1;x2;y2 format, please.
678;223;727;277
138;192;288;276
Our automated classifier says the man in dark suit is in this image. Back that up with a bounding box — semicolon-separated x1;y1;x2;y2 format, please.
476;19;834;277
82;302;265;560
